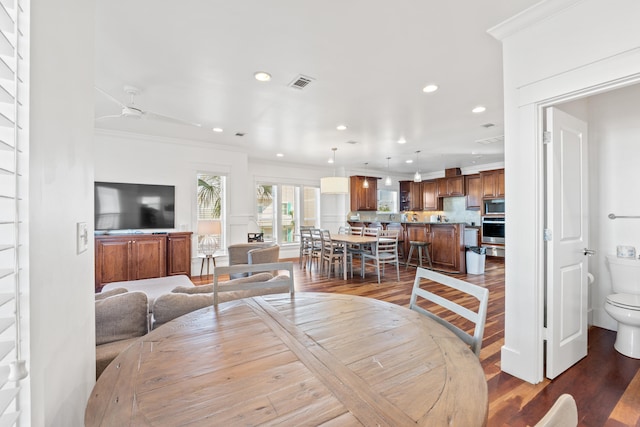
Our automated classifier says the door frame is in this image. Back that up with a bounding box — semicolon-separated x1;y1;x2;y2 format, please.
526;74;640;382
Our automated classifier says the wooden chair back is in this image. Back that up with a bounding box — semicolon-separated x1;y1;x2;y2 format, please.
409;267;489;357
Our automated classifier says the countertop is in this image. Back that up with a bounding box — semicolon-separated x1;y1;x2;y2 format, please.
348;219;472;226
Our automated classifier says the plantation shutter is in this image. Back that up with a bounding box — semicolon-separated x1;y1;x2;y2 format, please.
0;0;29;425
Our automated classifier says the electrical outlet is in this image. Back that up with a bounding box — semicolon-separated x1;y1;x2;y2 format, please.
77;222;88;254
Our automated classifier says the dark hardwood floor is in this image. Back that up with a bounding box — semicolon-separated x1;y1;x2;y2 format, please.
193;257;640;426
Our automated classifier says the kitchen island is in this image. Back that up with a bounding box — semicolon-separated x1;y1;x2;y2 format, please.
347;221;466;274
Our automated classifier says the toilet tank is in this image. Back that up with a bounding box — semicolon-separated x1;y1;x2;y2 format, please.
606;255;640;294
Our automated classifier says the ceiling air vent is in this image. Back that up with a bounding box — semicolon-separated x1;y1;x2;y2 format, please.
481;123;495;128
235;132;246;137
288;74;315;90
475;135;504;145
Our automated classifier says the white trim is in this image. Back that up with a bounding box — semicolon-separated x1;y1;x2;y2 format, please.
487;0;585;40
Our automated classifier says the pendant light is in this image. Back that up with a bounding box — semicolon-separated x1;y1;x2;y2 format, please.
384;157;392;186
363;163;369;188
413;150;422;183
320;148;349;194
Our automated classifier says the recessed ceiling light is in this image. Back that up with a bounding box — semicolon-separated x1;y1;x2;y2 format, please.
336;125;347;131
212;127;223;133
397;138;407;144
254;71;272;82
472;105;486;114
422;84;439;93
406;159;413;164
276;153;284;157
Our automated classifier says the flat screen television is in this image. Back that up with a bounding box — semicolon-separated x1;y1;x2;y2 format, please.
94;182;175;231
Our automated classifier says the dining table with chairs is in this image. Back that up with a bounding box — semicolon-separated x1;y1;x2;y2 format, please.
85;291;489;426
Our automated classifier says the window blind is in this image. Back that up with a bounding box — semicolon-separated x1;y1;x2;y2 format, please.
0;0;29;425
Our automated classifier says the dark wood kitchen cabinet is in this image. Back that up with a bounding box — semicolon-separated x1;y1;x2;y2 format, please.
421;179;442;211
430;224;465;272
480;168;505;199
437;176;464;197
399;180;424;211
465;174;482;210
350;176;378;211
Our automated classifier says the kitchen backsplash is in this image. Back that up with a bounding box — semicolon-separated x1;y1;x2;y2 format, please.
349;196;482;225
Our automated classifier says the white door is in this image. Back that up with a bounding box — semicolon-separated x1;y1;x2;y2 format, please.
545;107;590;379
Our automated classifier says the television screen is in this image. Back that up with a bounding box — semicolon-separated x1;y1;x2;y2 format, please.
94;182;175;231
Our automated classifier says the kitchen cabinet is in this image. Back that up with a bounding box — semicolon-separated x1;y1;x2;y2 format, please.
480;168;505;199
430;224;465;272
95;232;192;292
437;176;464;197
350;176;378;211
421;180;442;211
465;174;482;210
399;180;423;211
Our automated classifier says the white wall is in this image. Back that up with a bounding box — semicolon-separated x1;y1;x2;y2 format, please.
586;84;640;330
95;131;347;265
490;0;640;383
30;0;96;425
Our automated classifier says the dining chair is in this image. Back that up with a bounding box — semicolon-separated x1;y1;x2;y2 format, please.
385;222;405;261
309;228;323;270
299;227;313;270
361;229;400;283
349;226;379;271
349;226;363;236
320;229;351;278
337;226;349;235
533;394;578;427
409;267;489;357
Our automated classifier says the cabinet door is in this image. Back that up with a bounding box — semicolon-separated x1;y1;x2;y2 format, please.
422;180;439;211
496;169;505;197
167;233;192;276
350;176;377;211
399;181;411;212
465;174;482;210
95;238;131;290
430;225;458;270
481;171;498;198
448;176;464;196
131;237;166;280
409;182;423;210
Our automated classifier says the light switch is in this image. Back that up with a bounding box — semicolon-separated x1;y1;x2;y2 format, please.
77;222;88;254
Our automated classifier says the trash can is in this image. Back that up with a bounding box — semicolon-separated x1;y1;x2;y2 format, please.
466;246;486;275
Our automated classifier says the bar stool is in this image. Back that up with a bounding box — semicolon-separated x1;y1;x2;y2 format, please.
406;241;433;270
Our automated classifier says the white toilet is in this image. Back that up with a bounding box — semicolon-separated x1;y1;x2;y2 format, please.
604;255;640;358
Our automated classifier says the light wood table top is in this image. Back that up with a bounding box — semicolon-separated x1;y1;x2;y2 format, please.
86;292;488;426
330;234;379;279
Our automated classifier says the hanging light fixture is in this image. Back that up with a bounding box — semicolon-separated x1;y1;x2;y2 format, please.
413;150;422;183
385;157;392;186
363;163;369;188
320;148;349;194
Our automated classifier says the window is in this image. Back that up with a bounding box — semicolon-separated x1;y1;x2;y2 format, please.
197;174;226;252
378;189;398;213
256;183;319;244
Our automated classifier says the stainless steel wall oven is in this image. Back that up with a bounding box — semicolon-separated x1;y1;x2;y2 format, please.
481;216;505;257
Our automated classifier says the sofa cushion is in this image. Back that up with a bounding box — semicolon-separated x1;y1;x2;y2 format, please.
95;291;148;346
172;272;275;294
152;293;214;329
95;287;128;301
96;337;140;379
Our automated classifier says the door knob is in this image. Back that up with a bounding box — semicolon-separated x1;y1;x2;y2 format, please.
583;248;596;256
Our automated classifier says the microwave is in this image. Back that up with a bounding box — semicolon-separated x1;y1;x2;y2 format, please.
484;199;505;215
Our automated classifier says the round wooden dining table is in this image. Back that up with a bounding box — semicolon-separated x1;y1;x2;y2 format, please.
85;292;488;426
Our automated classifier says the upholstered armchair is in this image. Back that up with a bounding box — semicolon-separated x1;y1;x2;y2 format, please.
227;243;280;278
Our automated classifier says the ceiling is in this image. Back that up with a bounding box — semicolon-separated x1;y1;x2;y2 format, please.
94;0;540;177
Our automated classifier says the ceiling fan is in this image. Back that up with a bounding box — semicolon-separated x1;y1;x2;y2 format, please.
95;85;202;128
